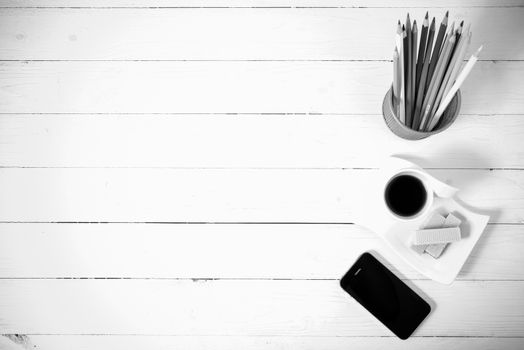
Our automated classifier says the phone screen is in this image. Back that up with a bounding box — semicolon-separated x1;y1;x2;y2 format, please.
340;252;431;339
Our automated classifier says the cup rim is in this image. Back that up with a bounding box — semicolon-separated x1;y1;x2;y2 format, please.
384;170;433;221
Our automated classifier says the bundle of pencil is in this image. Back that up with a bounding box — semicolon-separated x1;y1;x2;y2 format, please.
392;11;482;132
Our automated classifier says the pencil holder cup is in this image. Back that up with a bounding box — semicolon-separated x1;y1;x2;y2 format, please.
382;87;461;140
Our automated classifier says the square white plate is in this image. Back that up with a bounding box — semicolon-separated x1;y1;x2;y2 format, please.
380;198;489;284
351;157;489;284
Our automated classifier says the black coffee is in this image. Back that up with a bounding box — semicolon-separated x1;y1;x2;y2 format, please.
385;174;427;217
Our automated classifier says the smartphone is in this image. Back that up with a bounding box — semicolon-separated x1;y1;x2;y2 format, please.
340;252;431;339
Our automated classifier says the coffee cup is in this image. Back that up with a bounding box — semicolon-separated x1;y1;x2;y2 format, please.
384;169;433;221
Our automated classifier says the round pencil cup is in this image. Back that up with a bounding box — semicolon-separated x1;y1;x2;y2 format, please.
382;87;461;140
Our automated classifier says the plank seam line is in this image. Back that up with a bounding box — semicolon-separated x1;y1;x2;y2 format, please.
0;221;517;225
0;221;514;224
0;59;519;62
0;166;522;170
1;6;523;9
0;112;516;116
0;277;522;282
3;334;524;338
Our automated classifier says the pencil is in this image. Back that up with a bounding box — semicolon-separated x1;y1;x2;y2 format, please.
395;20;402;52
396;49;402;115
399;28;407;124
426;17;436;64
442;26;471;100
426;11;448;90
412;56;430;130
393;47;400;107
433;30;467;112
429;33;458;122
456;20;464;44
448;21;464;67
405;14;413;127
441;33;448;54
428;45;482;131
419;34;455;131
418;33;456;131
440;21;454;55
412;17;435;129
416;13;429;92
410;20;417;127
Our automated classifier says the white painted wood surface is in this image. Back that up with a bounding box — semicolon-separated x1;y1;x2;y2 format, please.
1;61;522;114
0;8;521;60
0;335;522;350
1;0;523;7
1;279;524;336
1;114;524;168
0;168;521;223
0;0;523;349
0;223;522;280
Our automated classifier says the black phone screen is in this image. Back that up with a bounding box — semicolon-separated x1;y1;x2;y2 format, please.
340;252;431;339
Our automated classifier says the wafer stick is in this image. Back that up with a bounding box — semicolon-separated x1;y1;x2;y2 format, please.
414;227;461;245
424;214;462;258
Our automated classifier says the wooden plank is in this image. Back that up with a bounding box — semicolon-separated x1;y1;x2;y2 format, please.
1;0;522;8
0;279;523;336
0;8;520;60
0;61;521;114
0;114;522;169
2;335;523;350
0;168;520;223
0;223;521;280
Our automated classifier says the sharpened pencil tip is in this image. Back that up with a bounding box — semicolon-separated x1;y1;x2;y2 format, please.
460;20;464;27
474;45;483;56
445;11;449;17
425;11;429;19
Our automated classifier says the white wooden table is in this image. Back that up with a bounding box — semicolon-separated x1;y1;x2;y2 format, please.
1;0;524;349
